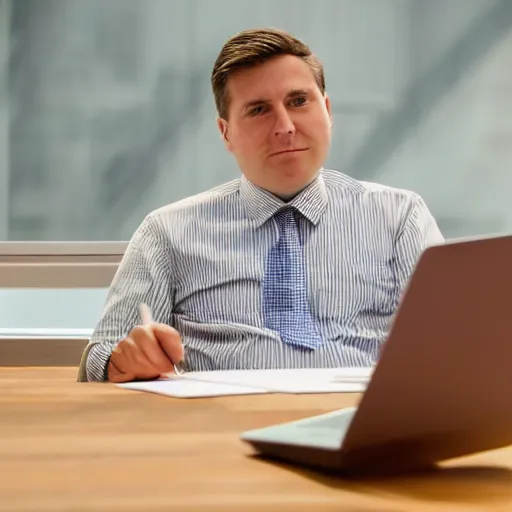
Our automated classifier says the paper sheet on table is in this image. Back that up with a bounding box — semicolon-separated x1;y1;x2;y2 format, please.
118;367;373;398
119;378;268;398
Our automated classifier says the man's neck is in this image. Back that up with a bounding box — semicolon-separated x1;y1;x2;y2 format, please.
271;170;321;203
275;191;299;202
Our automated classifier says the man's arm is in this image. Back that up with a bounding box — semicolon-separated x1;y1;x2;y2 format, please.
78;213;174;382
392;193;444;303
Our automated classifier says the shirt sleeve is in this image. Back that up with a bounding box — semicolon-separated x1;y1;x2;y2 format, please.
392;193;444;306
80;213;175;382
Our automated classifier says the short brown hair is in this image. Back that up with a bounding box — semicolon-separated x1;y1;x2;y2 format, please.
211;27;325;119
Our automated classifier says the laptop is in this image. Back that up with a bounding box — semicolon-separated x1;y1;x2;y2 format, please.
240;234;512;474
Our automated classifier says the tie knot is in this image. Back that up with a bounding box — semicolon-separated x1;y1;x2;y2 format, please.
274;207;296;229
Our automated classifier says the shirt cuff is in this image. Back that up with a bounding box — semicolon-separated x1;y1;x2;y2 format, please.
84;342;115;382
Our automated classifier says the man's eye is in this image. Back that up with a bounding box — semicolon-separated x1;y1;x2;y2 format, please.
291;97;307;107
248;106;264;116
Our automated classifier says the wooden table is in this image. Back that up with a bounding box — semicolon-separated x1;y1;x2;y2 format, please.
1;368;512;511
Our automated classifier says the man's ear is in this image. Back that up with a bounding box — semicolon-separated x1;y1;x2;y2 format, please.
217;117;232;151
324;93;333;128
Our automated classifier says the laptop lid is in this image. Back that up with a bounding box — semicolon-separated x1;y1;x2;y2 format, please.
337;234;512;470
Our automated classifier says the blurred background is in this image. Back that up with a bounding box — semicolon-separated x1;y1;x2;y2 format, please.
0;0;511;332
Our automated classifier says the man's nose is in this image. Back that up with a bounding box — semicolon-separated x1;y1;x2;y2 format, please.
273;107;295;136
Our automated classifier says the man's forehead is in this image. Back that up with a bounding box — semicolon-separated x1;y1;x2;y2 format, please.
228;62;318;104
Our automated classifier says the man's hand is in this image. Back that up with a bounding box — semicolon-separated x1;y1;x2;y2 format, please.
107;324;184;383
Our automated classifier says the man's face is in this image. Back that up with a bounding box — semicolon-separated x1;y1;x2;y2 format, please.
217;55;333;198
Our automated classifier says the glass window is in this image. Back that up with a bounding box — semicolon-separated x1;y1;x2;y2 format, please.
0;242;123;332
1;0;511;242
0;288;106;332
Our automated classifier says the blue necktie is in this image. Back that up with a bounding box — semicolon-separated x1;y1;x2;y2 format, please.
262;207;323;349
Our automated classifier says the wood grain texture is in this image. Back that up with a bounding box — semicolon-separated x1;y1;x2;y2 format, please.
1;367;511;511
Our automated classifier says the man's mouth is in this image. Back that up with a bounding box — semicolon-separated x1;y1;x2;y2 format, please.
270;148;309;157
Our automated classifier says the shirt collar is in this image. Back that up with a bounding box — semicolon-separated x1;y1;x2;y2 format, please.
239;169;328;227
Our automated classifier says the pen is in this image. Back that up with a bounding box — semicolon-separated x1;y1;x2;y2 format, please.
139;303;186;376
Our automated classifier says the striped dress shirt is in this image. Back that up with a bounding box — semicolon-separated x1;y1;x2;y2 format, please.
80;169;444;382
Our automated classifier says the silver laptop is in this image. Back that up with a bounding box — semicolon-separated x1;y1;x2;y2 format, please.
240;234;512;474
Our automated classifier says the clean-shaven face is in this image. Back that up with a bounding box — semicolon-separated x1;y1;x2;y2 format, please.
217;54;333;198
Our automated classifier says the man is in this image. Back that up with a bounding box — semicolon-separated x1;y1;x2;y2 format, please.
78;27;444;383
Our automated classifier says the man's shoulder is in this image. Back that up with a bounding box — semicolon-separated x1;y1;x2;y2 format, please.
146;178;241;224
322;168;421;204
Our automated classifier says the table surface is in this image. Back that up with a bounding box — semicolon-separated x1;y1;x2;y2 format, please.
1;367;512;511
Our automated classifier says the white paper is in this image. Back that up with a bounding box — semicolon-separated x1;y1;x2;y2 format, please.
118;379;269;398
118;367;373;398
174;367;372;393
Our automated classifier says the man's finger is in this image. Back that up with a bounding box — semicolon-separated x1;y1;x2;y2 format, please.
109;338;160;381
136;327;175;373
108;359;136;383
109;372;137;383
120;332;161;374
151;324;184;363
